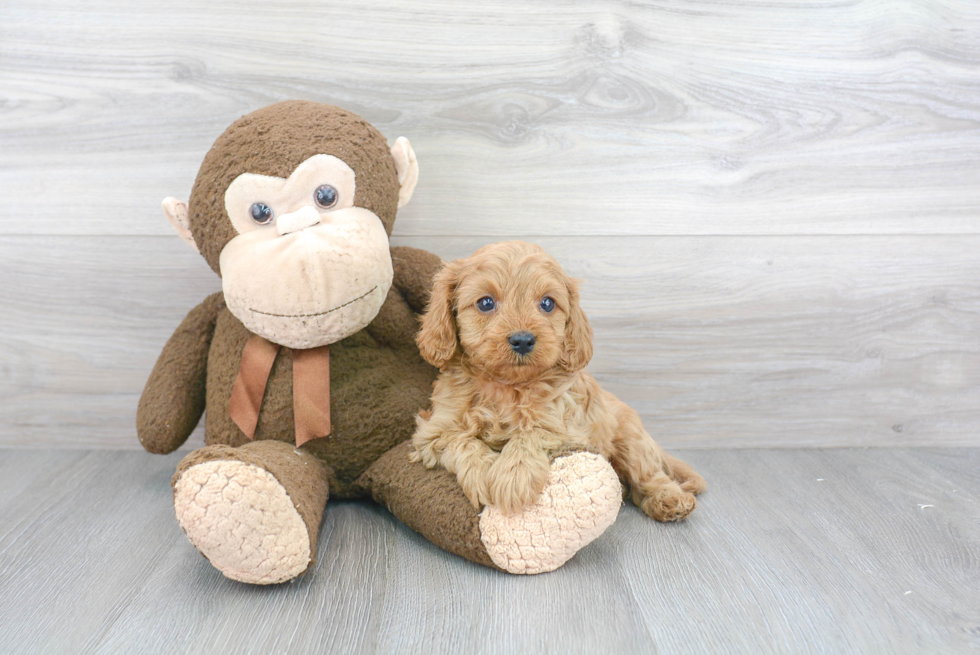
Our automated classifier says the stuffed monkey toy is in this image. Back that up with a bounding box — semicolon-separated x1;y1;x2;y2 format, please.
138;101;622;583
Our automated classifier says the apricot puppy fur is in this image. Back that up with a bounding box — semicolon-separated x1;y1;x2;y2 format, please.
411;241;705;519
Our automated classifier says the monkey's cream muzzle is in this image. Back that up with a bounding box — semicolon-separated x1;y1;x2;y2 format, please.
219;206;393;349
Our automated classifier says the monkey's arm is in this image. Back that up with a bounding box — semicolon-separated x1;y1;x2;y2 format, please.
367;246;443;348
137;292;225;454
390;246;443;313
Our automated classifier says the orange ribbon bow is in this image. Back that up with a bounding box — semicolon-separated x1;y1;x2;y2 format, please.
228;335;331;447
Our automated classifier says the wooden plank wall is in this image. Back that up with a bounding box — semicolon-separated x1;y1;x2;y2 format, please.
2;0;978;449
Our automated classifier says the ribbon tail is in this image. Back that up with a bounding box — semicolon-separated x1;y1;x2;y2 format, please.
228;335;281;440
292;345;331;447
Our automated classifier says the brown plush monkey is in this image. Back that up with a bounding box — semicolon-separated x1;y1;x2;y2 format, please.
139;101;622;583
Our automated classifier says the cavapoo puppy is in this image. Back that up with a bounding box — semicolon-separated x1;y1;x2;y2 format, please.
411;241;705;520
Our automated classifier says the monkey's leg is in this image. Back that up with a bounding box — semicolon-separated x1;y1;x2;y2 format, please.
171;440;329;585
359;442;623;574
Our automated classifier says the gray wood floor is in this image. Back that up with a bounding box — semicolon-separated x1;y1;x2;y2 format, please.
1;448;977;654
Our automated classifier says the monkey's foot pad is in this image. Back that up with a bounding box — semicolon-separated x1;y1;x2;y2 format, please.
173;460;310;585
479;452;622;575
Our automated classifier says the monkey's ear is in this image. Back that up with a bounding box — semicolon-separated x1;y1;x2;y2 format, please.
416;259;460;369
162;197;199;253
391;137;419;209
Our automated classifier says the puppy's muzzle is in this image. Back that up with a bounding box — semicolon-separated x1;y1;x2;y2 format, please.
509;331;536;356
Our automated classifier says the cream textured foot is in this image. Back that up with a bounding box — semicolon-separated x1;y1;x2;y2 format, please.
173;460;311;585
479;452;622;574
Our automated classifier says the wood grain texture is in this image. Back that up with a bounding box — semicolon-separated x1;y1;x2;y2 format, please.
2;0;980;237
2;0;978;450
2;234;977;449
0;448;977;654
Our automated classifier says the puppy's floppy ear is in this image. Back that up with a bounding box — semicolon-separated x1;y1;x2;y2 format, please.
417;259;461;368
558;278;594;372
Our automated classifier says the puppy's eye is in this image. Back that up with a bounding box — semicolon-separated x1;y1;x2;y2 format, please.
539;297;555;313
314;184;338;209
249;203;274;225
477;296;496;312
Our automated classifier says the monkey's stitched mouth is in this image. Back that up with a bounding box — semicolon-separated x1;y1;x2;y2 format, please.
248;285;378;318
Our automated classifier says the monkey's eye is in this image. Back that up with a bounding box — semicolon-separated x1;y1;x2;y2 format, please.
314;184;338;209
477;296;496;313
539;297;555;313
249;203;274;225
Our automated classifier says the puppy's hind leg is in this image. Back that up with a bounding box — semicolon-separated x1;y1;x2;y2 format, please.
611;405;696;522
632;471;697;523
663;453;707;496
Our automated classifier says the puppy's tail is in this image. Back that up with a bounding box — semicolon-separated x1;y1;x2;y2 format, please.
663;454;707;495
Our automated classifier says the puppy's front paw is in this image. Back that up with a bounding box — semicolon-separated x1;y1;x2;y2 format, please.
486;452;550;516
409;442;440;469
457;457;494;509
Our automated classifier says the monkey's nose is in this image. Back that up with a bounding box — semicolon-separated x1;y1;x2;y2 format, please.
508;331;536;355
277;206;321;235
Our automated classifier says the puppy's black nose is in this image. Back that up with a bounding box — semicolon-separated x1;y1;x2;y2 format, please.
509;331;536;355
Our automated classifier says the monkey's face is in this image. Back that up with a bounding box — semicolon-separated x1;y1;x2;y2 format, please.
218;154;393;349
163;102;419;349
